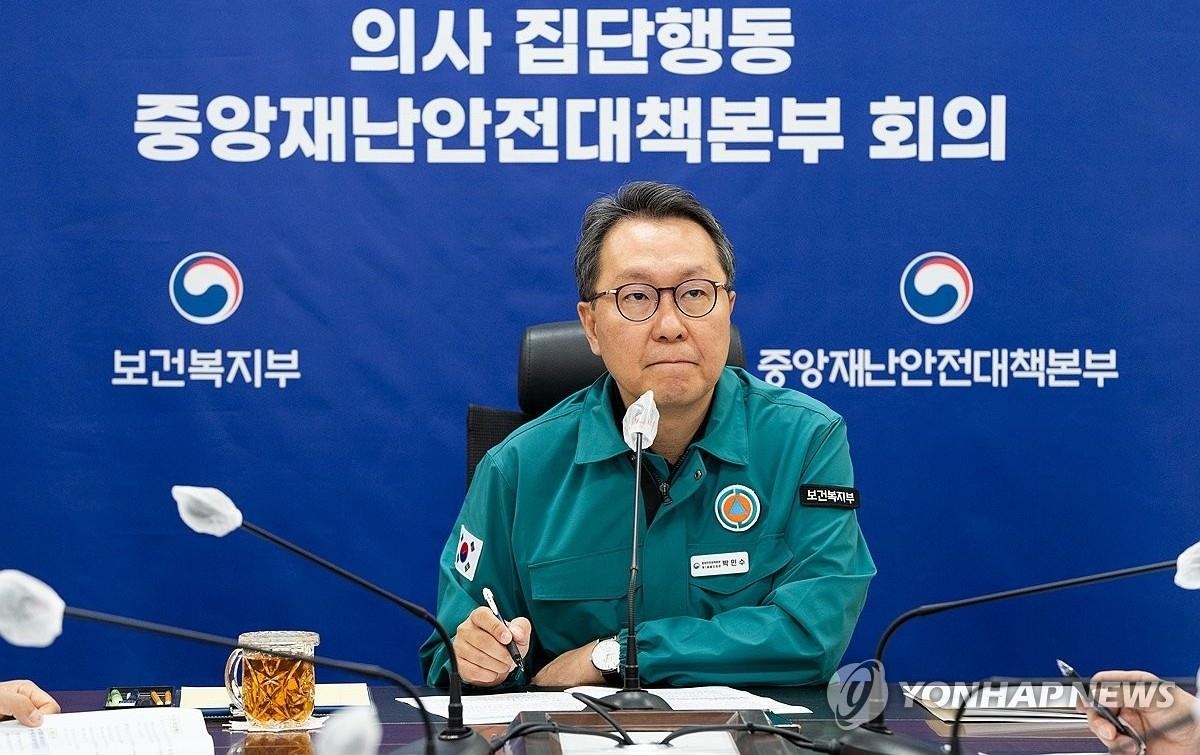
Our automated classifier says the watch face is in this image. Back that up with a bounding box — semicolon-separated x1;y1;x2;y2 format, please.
591;638;620;672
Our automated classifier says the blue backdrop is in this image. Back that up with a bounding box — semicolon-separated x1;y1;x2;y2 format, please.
2;1;1197;691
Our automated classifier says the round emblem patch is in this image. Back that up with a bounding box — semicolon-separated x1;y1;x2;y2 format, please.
714;484;761;532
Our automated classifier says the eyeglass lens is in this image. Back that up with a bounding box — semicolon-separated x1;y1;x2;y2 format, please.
615;279;718;321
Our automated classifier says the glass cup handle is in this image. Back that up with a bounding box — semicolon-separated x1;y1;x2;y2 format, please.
224;648;245;713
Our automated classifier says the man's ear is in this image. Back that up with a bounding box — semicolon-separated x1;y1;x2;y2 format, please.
577;301;602;356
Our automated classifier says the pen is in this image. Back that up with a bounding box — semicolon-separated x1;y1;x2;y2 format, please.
1057;659;1146;753
482;586;524;671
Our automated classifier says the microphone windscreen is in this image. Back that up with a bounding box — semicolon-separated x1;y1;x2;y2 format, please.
622;390;660;450
1175;540;1200;590
0;570;65;648
172;485;243;537
315;705;382;755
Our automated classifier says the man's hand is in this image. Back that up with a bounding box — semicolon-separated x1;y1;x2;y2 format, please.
1078;670;1200;755
451;606;532;687
530;641;605;687
0;680;60;727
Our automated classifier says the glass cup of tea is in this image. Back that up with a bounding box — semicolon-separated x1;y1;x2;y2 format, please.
225;630;320;730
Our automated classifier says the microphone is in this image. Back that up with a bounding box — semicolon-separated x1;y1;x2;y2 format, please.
171;485;490;755
600;390;670;711
831;540;1200;755
0;569;428;755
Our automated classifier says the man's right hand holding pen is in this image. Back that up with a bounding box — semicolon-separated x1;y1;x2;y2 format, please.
452;592;532;687
1078;670;1200;755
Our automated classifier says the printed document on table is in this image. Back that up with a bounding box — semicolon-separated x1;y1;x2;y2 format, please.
399;686;810;725
398;691;587;724
0;707;213;755
570;686;811;714
559;729;739;755
179;682;370;710
901;683;1085;722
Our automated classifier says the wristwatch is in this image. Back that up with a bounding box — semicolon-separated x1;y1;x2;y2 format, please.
590;636;623;685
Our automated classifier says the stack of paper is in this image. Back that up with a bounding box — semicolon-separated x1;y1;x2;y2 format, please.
178;682;371;713
901;683;1089;737
399;685;811;725
0;708;214;754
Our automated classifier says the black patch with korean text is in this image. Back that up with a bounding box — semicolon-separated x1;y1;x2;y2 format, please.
799;484;860;509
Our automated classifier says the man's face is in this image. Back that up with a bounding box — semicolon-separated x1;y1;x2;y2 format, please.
577;216;735;413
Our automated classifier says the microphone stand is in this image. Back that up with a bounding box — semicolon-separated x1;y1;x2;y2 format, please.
235;520;490;755
835;557;1178;755
600;430;669;711
946;678;1008;755
63;605;436;755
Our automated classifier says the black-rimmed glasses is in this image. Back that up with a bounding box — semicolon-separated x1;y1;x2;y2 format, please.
585;279;731;322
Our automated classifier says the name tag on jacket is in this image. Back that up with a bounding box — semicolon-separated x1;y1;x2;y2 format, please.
690;551;750;577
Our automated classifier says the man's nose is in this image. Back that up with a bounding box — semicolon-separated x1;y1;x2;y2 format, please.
650;290;688;340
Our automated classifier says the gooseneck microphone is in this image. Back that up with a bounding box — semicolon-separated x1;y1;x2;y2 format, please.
0;570;432;755
171;485;490;755
833;542;1200;755
600;390;670;711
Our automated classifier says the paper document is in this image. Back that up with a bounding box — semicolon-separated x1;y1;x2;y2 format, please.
560;729;739;755
399;686;810;725
902;683;1086;723
399;691;587;724
0;707;213;755
569;686;811;714
902;683;1093;739
179;682;371;711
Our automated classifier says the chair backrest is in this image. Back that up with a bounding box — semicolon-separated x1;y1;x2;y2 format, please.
466;320;744;487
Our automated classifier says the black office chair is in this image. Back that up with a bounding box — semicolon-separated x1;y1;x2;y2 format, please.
465;320;745;487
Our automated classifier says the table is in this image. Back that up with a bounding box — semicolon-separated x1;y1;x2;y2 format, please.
51;685;1109;754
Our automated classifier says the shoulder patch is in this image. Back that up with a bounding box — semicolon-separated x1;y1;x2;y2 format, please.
800;484;860;510
454;525;483;581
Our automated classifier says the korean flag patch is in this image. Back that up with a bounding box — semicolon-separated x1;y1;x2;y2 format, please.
455;525;483;581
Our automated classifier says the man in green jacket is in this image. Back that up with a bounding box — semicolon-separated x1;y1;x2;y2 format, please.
421;181;874;688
